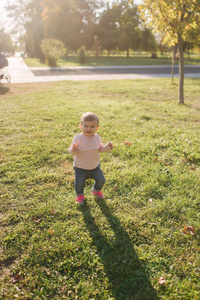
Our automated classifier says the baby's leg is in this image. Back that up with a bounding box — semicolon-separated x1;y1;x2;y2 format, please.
92;165;105;191
74;167;89;195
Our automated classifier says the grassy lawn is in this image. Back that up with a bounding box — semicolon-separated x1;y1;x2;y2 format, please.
0;78;200;299
24;53;200;67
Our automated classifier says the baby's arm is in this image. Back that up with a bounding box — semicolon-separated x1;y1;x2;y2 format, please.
108;141;113;150
68;136;79;156
71;143;78;152
99;141;113;152
68;143;78;156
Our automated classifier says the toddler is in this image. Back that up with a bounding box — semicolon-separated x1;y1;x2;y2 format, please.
69;112;113;204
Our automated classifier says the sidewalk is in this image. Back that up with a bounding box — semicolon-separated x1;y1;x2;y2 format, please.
3;56;35;83
2;56;154;83
1;56;200;84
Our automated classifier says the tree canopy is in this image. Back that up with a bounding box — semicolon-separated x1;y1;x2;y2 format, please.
4;0;200;73
41;0;96;52
139;0;200;104
4;0;158;56
0;28;14;53
6;0;44;58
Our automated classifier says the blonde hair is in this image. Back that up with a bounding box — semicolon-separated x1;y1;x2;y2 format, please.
81;112;99;125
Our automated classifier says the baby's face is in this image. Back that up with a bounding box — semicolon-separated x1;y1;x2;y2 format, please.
80;120;99;136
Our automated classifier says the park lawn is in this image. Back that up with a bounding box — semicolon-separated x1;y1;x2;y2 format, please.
0;78;200;299
24;53;200;67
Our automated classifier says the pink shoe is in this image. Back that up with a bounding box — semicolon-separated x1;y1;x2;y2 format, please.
91;189;105;200
76;195;85;205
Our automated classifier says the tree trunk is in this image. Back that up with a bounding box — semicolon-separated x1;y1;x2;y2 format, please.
171;47;175;84
178;34;184;104
126;48;129;58
171;44;177;84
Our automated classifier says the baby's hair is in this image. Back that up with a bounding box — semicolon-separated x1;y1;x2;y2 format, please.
81;112;99;125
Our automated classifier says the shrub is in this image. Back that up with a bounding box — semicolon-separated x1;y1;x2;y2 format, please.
151;53;158;59
78;47;87;64
41;39;66;67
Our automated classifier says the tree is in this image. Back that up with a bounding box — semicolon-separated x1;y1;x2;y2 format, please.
97;0;141;56
41;0;96;52
140;27;158;55
6;0;44;59
118;1;140;57
139;0;200;104
0;28;14;54
97;3;121;53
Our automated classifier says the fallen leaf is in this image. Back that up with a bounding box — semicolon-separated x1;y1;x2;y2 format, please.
51;209;56;214
158;276;166;285
154;158;158;162
182;226;195;235
49;229;54;235
61;286;67;293
34;219;42;223
114;183;119;191
44;268;51;275
12;275;21;283
124;141;132;146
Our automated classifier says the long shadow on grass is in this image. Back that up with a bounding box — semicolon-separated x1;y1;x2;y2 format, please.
80;200;159;300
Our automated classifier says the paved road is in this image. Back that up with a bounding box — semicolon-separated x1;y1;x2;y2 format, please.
1;56;200;83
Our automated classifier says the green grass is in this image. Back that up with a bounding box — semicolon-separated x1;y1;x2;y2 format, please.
0;79;200;299
24;52;200;67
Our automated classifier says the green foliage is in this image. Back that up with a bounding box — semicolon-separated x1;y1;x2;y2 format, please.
138;0;200;103
139;0;200;44
5;0;44;58
98;5;120;52
0;79;200;299
118;2;140;56
41;0;95;51
0;29;14;53
41;38;66;67
140;27;158;53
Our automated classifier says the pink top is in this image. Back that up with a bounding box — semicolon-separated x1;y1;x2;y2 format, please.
68;133;111;170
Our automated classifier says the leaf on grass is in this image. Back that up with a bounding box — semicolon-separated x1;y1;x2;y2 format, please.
44;268;51;275
34;219;42;223
154;158;158;162
124;141;132;146
182;226;195;235
49;229;54;235
114;183;119;191
61;286;67;293
32;216;41;223
12;275;21;283
158;276;166;285
51;209;56;214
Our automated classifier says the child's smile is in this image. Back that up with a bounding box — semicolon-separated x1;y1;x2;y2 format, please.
80;120;99;136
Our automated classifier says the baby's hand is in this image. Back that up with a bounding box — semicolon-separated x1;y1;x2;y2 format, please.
71;143;78;152
108;142;113;149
